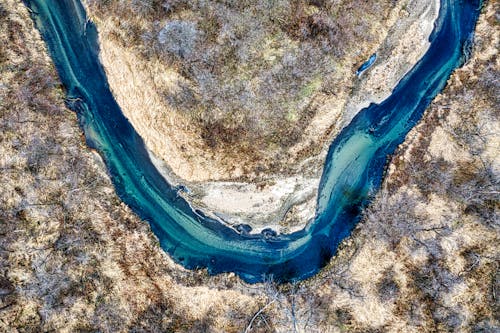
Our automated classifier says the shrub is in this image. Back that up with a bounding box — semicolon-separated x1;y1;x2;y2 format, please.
158;20;198;59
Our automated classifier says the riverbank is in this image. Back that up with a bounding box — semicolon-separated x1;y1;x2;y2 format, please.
344;0;440;126
88;0;440;233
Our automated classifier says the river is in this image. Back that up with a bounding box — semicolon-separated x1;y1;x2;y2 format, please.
23;0;482;282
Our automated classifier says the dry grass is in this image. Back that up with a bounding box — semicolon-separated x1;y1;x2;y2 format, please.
86;0;404;181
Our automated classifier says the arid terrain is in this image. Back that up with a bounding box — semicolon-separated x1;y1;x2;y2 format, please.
0;0;498;332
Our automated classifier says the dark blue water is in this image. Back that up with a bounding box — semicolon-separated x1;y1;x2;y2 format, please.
24;0;482;283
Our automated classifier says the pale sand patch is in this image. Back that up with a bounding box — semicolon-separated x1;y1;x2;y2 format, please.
147;146;320;232
200;176;319;232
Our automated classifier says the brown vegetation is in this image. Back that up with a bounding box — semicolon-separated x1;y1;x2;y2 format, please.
86;0;402;181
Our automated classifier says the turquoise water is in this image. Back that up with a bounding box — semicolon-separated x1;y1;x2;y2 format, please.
24;0;482;282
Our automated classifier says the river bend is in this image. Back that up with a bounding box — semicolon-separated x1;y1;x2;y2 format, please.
24;0;482;282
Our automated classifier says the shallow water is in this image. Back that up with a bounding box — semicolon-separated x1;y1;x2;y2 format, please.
356;53;377;76
24;0;482;282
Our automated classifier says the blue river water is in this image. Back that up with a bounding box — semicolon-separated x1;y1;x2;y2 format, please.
24;0;482;283
356;53;377;76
